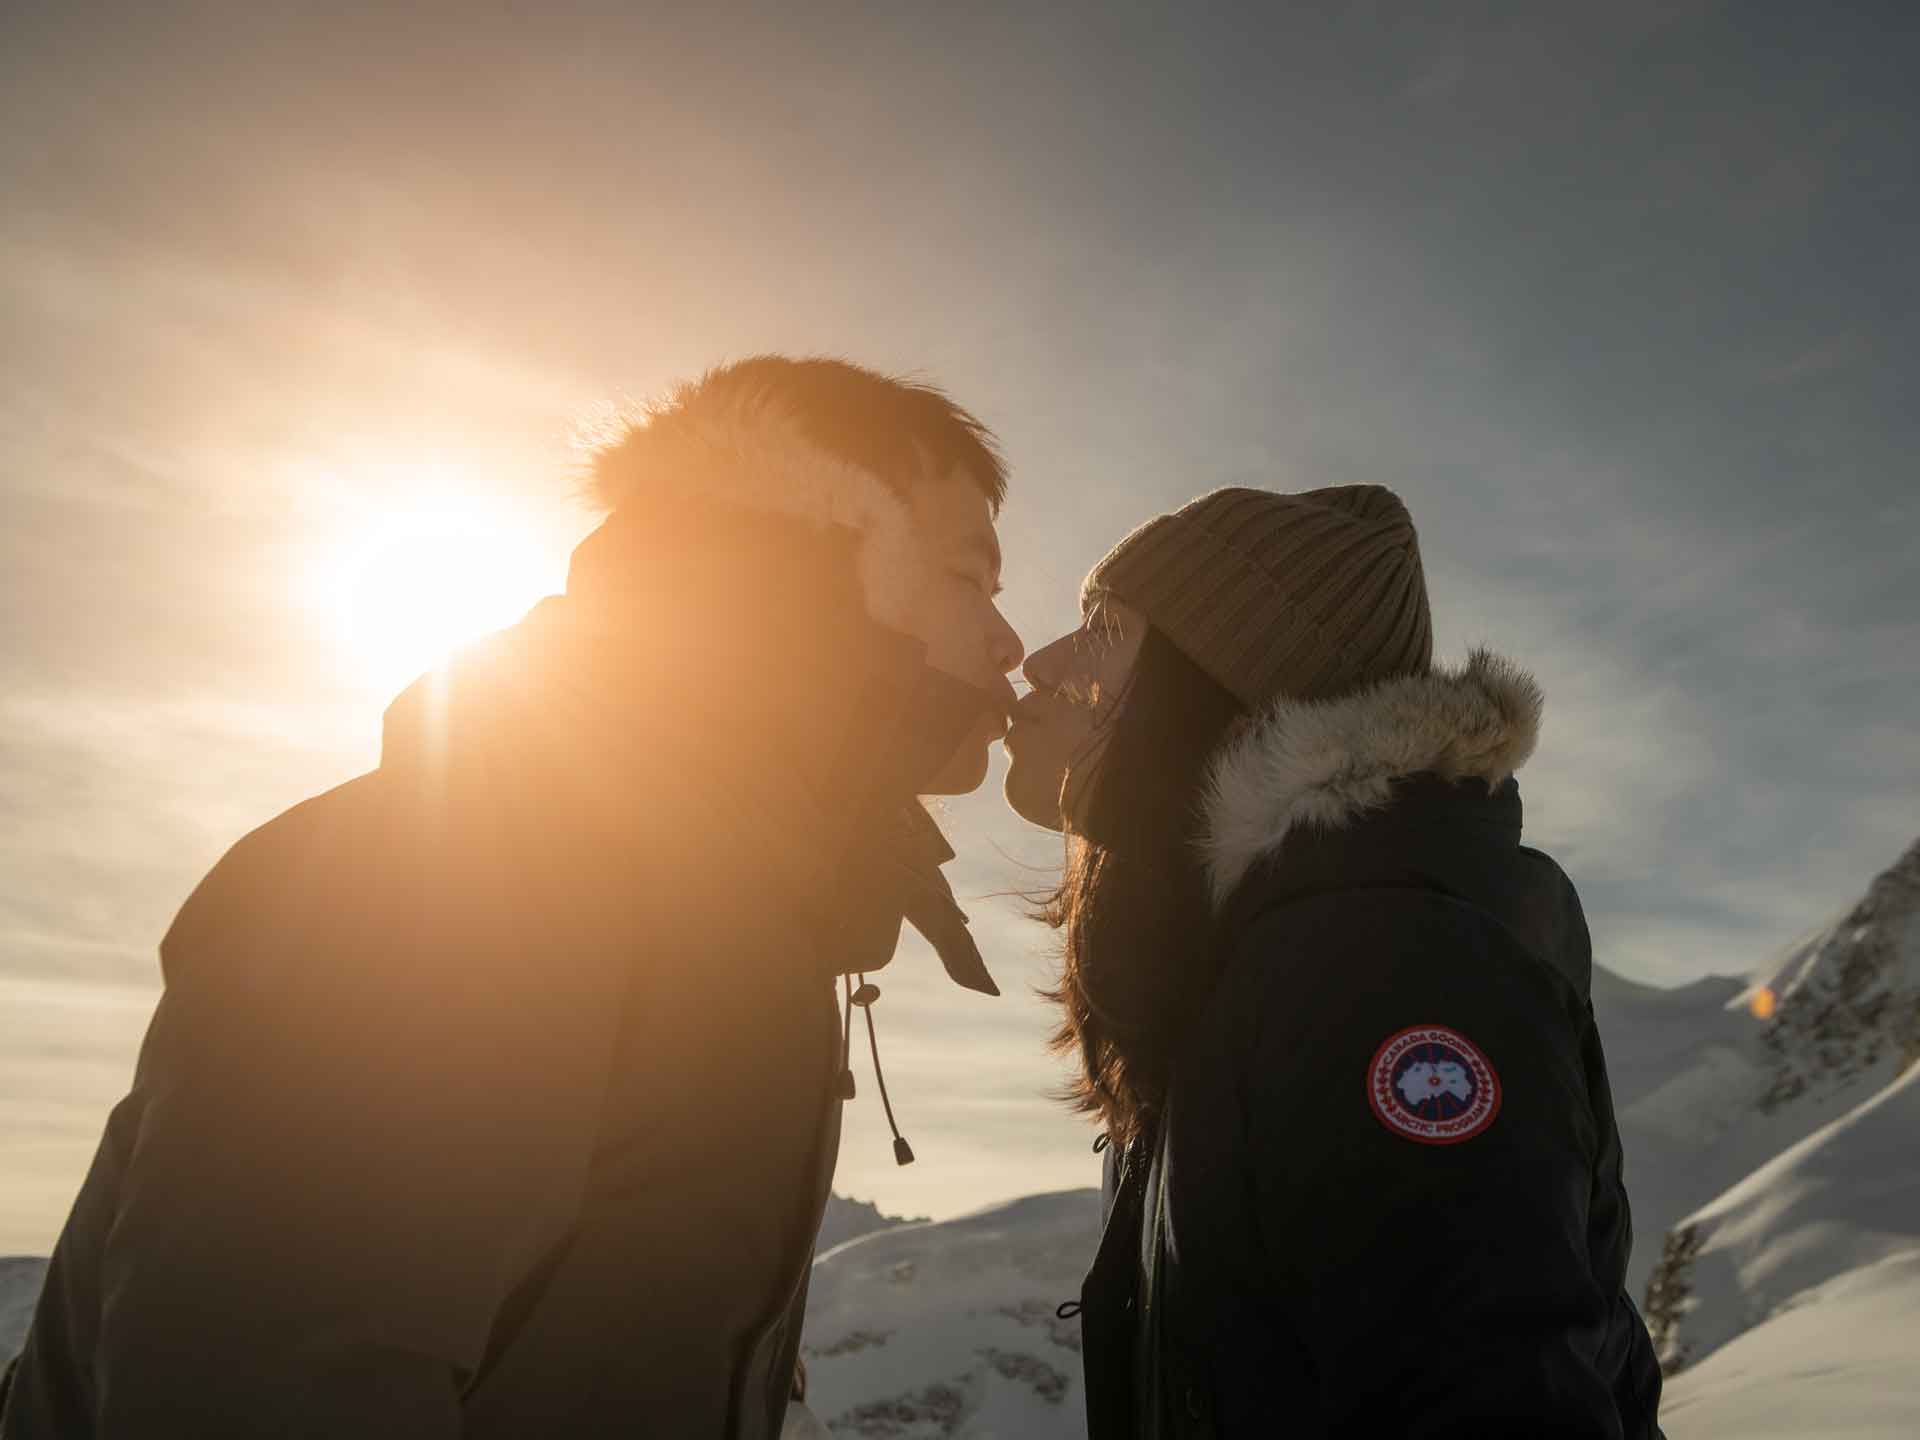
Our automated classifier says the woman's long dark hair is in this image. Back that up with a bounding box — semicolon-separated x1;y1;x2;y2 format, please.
1037;627;1248;1148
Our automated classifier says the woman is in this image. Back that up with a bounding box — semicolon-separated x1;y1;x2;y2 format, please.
1003;485;1664;1438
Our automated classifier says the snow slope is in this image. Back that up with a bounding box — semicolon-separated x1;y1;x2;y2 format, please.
1593;967;1827;1303
1660;1249;1920;1440
1656;1060;1920;1369
1594;835;1920;1303
819;1193;922;1257
796;1169;1920;1440
802;1190;1099;1439
1604;836;1920;1432
1758;835;1920;1110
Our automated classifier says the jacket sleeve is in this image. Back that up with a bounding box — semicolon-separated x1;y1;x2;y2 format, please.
1231;891;1621;1439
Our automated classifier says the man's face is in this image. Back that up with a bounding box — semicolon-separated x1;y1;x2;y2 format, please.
903;468;1024;795
1003;596;1145;830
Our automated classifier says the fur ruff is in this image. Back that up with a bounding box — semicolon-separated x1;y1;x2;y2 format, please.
588;385;923;633
1199;649;1544;908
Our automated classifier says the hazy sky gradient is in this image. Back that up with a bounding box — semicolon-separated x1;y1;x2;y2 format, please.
3;1;1916;1247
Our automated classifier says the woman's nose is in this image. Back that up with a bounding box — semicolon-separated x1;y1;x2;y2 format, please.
1022;635;1068;694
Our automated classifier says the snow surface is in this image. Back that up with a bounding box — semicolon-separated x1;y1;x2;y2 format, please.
1759;836;1920;1110
801;1190;1099;1439
818;1193;922;1257
1592;967;1830;1303
1661;1249;1920;1440
1665;1061;1920;1366
1593;836;1920;1304
782;1400;835;1439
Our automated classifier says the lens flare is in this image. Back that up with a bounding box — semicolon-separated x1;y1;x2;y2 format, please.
330;502;556;694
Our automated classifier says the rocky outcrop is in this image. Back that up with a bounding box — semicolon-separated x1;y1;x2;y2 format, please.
1760;836;1920;1112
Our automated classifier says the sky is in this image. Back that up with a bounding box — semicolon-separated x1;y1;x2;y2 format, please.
2;0;1916;1248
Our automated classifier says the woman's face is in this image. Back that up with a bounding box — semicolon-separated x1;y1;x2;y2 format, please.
1003;596;1146;831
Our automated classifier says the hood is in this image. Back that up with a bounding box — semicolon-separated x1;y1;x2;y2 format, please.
1200;648;1545;909
1196;647;1593;997
582;374;929;636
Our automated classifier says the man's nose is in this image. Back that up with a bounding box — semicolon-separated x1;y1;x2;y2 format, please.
991;607;1024;675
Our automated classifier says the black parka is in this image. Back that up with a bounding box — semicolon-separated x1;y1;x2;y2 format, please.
3;478;1000;1438
1077;653;1665;1439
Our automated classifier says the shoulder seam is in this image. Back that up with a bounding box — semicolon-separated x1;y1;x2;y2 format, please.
1228;886;1588;1016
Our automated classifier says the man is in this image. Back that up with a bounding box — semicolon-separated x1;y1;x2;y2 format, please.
2;357;1024;1438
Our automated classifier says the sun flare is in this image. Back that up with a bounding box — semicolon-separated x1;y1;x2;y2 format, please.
329;503;556;694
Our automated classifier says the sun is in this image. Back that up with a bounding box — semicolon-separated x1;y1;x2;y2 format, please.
331;503;557;694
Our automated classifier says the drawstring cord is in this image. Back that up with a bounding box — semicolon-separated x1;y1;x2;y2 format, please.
840;971;914;1166
857;973;915;1166
837;975;857;1100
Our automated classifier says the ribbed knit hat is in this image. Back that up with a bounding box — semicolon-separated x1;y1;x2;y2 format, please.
1081;484;1432;709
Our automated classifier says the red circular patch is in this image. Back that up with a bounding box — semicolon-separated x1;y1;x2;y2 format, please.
1366;1023;1502;1145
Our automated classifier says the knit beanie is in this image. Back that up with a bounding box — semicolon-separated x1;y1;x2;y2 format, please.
1081;484;1432;709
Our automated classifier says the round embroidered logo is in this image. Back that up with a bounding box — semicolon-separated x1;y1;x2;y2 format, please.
1367;1024;1501;1145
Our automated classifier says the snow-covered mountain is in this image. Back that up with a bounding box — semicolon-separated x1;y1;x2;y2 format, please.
1756;834;1920;1109
800;1190;1099;1440
818;1193;924;1258
1651;1061;1920;1373
1569;835;1920;1435
1657;1248;1920;1440
1595;835;1920;1305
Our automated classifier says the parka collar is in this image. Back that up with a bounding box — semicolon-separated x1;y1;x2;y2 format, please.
379;584;1002;998
582;381;930;636
1199;649;1545;910
810;663;1001;996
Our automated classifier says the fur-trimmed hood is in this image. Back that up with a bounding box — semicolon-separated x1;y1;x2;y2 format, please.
583;375;927;633
1200;649;1545;908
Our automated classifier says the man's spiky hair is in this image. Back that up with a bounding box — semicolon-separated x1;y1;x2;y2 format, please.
586;354;1007;516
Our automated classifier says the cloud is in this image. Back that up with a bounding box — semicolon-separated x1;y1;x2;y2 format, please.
0;973;155;1252
2;0;1914;1239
